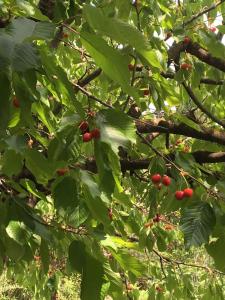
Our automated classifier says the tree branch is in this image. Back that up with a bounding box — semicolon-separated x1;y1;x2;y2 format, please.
77;68;102;87
184;0;225;27
136;119;225;145
78;151;225;174
153;249;225;275
161;72;224;85
168;40;225;72
187;41;225;72
182;82;225;128
74;83;113;109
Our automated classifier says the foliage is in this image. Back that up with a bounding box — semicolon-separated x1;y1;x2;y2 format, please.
0;0;225;299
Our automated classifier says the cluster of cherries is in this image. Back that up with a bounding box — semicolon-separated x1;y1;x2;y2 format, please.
151;173;193;200
56;118;100;176
151;173;171;187
79;120;100;142
174;188;193;200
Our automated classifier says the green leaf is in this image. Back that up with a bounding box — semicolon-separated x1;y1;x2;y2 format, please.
83;5;149;51
68;203;89;227
12;72;37;125
94;142;116;197
40;239;50;273
32;102;56;133
139;49;163;70
80;253;104;300
81;171;110;226
20;178;47;200
8;18;56;42
206;219;225;272
39;46;83;113
53;176;79;217
1;150;23;177
15;1;49;21
5;135;27;153
81;31;138;98
4;236;25;261
68;240;86;273
96;109;136;152
6;221;30;245
112;251;146;277
0;33;40;71
68;240;104;300
25;149;55;184
176;114;201;131
83;5;162;70
101;235;138;250
0;72;11;130
180;202;216;249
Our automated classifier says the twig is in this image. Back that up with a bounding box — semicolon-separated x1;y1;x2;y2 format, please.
123;3;141;112
184;0;225;27
182;82;225;129
153;249;225;276
62;23;80;35
161;72;224;85
74;83;113;109
78;68;102;87
153;250;167;278
120;271;132;300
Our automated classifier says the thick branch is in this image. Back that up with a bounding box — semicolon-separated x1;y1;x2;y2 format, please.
199;78;224;85
80;151;225;174
187;42;225;72
168;41;225;72
136;119;225;145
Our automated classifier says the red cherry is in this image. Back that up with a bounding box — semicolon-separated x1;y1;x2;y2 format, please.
162;175;171;186
175;190;184;200
63;33;69;38
128;64;134;71
82;132;92;142
79;121;89;133
91;128;100;139
180;63;192;70
209;26;216;33
108;208;113;220
151;174;161;184
153;214;161;223
12;97;20;108
183;188;193;198
57;168;69;176
143;89;150;96
183;36;191;44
